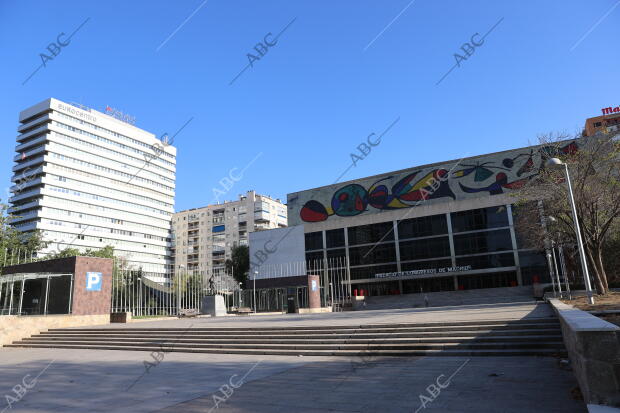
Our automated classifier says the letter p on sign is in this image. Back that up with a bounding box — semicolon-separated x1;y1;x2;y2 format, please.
86;272;102;291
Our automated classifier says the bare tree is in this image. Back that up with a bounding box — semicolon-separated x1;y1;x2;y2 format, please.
513;131;620;294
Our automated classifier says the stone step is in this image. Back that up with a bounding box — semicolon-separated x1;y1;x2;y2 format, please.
4;342;566;357
35;328;563;340
21;335;564;344
43;324;561;336
12;339;565;350
49;319;559;333
13;317;566;357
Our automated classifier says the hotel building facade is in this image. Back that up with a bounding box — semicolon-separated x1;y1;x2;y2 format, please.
9;98;176;280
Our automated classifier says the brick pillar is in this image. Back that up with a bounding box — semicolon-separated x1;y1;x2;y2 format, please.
71;257;113;315
307;274;321;309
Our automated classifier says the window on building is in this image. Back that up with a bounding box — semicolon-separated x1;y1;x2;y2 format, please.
455;252;515;270
512;201;539;249
347;222;394;246
518;250;550;285
453;229;513;255
326;248;346;262
349;264;398;281
305;250;323;263
457;271;518;290
399;236;451;261
398;214;447;239
401;259;453;272
326;228;345;248
349;242;396;266
451;206;509;233
305;231;323;251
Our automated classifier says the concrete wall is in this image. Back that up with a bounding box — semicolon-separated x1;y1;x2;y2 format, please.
0;314;109;347
549;299;620;406
249;225;305;277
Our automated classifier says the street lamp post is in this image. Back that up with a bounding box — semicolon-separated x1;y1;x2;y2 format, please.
546;158;595;304
253;270;258;314
548;215;572;299
238;282;243;308
178;265;185;316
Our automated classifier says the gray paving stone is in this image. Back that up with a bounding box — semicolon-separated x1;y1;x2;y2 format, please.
0;304;585;412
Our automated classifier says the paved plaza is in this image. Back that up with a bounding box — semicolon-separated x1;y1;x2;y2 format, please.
61;300;555;330
0;303;586;412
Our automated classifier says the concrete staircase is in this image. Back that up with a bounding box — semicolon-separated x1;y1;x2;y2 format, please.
7;318;567;357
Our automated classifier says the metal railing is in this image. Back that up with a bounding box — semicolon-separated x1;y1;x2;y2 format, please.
248;257;352;312
110;261;241;317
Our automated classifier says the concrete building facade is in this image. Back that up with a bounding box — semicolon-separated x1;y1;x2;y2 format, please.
9;98;176;280
282;140;580;296
172;191;287;278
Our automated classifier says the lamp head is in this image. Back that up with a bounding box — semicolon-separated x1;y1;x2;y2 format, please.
546;157;564;169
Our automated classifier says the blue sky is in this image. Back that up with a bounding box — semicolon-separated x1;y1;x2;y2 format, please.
1;0;618;212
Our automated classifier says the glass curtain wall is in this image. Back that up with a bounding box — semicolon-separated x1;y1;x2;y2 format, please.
0;273;73;315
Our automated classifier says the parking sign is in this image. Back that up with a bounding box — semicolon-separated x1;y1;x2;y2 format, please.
86;272;102;291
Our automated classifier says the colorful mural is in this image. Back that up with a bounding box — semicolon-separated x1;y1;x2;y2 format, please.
292;141;578;224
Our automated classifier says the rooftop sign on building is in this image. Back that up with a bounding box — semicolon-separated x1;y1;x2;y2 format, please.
105;105;136;125
601;106;620;115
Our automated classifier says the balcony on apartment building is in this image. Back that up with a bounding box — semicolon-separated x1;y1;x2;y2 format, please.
254;209;270;223
188;222;199;230
212;209;225;223
187;254;199;262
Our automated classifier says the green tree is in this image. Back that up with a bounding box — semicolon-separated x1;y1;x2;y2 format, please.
0;202;46;265
85;245;115;258
45;245;115;260
45;248;81;260
225;245;249;286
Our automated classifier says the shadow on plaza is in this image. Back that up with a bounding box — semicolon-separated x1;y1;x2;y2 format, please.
0;302;585;412
0;333;586;413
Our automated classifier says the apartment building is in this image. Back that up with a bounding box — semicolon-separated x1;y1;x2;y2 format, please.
172;191;287;278
9;98;176;280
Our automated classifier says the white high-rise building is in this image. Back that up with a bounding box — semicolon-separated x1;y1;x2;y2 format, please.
9;98;176;280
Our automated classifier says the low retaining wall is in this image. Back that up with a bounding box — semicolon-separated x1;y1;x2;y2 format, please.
549;299;620;406
298;307;331;314
0;314;109;347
